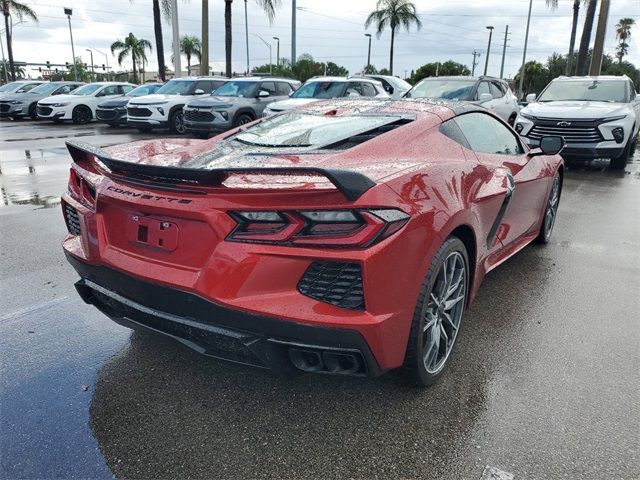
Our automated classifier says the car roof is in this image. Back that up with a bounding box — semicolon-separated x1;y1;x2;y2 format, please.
227;76;299;82
551;75;629;81
167;76;228;82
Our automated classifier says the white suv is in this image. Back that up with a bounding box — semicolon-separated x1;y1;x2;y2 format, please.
515;75;639;169
263;76;388;116
36;82;136;124
127;76;227;134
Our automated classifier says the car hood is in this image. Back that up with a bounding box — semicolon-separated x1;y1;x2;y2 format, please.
0;92;42;102
186;96;246;109
267;98;320;111
98;98;130;108
39;94;80;105
129;94;183;105
523;100;631;119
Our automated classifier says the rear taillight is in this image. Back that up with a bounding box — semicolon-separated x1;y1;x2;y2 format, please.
67;168;96;209
227;209;409;248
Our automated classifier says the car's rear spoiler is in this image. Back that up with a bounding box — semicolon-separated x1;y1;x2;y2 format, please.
66;141;375;201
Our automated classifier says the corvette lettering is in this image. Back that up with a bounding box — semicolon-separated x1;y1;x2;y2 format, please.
107;186;192;204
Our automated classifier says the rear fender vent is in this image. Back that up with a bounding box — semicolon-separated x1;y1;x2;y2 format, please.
63;202;82;236
297;261;364;310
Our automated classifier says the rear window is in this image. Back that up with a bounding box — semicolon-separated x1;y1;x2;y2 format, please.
234;112;402;148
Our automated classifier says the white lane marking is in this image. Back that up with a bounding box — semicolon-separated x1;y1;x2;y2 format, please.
481;465;515;480
0;297;69;324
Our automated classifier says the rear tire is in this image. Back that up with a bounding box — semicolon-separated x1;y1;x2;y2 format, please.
610;131;634;170
401;236;469;387
72;105;92;125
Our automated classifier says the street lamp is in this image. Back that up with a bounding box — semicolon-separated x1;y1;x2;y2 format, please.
365;33;372;72
272;37;280;67
64;7;78;81
483;26;494;76
255;35;272;74
90;46;110;80
85;49;95;81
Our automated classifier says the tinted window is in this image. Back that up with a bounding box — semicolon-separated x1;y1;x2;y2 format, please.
454;112;522;155
17;83;41;93
362;83;377;97
259;81;277;95
275;82;292;95
490;82;504;98
345;82;364;96
475;82;491;100
99;85;119;96
54;84;77;94
194;80;213;93
439;119;470;149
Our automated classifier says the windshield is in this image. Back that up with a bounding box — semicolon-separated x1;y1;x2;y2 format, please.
30;83;62;95
0;82;24;93
72;84;102;96
291;81;345;99
406;79;475;100
537;80;628;103
156;80;194;95
127;84;161;97
213;81;258;97
234;112;399;148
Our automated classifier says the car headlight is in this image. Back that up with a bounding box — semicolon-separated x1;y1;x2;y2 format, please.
601;115;627;123
519;112;536;121
9;100;23;105
51;103;69;107
141;101;169;106
115;106;127;111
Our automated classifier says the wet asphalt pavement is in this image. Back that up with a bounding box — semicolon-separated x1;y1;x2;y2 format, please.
1;119;638;480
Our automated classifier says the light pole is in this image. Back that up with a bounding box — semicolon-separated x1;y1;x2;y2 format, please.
85;49;95;81
244;0;250;74
291;0;296;66
256;35;272;74
365;33;372;72
64;7;78;81
483;26;494;76
500;25;509;79
90;47;110;80
518;0;533;99
273;37;280;67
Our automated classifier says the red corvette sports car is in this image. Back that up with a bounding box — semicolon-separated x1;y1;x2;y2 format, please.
62;99;564;386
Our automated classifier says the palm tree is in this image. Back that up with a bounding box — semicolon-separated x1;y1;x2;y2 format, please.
111;33;152;84
566;0;585;75
365;0;422;75
152;0;166;81
1;0;37;81
180;35;202;74
224;0;281;78
615;18;635;63
575;0;598;76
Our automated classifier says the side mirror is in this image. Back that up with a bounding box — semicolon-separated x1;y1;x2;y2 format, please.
347;91;361;98
479;92;493;102
526;93;537;103
194;89;205;95
258;90;270;98
530;135;564;157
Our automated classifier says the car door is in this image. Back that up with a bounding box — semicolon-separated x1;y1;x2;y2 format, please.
91;85;120;110
255;81;277;114
454;111;550;246
489;81;511;121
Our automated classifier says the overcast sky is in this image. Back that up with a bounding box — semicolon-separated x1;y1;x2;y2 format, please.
7;0;640;79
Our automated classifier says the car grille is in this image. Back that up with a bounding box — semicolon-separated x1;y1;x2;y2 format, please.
37;106;53;116
63;203;81;235
0;102;11;112
96;108;118;121
298;261;365;310
527;118;603;144
127;107;152;117
184;110;214;122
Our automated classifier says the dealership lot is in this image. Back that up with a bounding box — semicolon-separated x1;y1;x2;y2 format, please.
1;120;639;479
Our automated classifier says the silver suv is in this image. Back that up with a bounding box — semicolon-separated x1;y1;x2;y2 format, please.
183;77;301;138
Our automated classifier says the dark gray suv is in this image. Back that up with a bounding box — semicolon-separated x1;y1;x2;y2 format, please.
183;77;301;138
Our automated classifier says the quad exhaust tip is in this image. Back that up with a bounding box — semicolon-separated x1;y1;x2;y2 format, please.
288;348;365;376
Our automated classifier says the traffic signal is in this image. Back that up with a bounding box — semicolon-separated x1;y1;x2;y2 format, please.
102;64;105;71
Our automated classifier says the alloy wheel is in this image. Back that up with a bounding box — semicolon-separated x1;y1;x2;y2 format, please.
174;112;186;134
543;174;560;240
422;251;467;374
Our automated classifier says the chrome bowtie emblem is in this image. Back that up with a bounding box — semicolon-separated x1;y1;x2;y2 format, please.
557;121;572;127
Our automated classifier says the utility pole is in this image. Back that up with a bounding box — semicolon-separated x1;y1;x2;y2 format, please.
471;50;481;76
589;0;610;76
85;49;94;81
291;0;297;66
64;8;78;81
244;0;250;74
483;26;494;75
201;0;209;75
500;25;509;79
518;0;533;99
171;0;181;77
435;62;439;77
365;33;372;72
91;47;110;81
273;37;280;67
